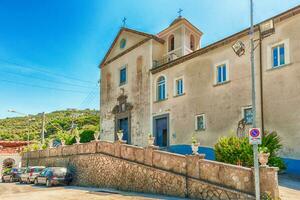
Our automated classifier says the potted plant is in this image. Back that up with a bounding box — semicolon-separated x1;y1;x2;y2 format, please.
258;146;270;166
117;130;123;141
191;135;200;155
148;133;155;146
75;136;80;144
94;131;100;141
48;139;54;148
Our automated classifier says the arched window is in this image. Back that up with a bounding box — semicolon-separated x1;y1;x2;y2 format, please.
190;34;195;51
157;76;166;101
168;35;175;52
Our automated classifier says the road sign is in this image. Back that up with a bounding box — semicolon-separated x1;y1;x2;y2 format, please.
249;128;261;145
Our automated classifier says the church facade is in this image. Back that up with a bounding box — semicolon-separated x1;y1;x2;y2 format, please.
100;6;300;175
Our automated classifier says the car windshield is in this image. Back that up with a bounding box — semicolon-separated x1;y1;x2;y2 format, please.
34;167;44;172
11;168;18;173
17;168;26;173
40;169;48;176
52;168;67;176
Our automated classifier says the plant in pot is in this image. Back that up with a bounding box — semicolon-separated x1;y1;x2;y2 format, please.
147;133;155;146
117;130;124;141
72;128;80;144
191;134;200;155
258;146;270;166
94;131;100;141
48;139;54;148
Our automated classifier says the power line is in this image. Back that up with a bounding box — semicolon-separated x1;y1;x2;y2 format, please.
0;69;96;89
78;87;99;109
0;78;90;94
0;58;96;85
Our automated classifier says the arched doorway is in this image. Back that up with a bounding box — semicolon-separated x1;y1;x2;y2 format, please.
3;158;15;169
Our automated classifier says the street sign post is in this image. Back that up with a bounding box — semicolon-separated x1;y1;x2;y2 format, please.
249;128;262;145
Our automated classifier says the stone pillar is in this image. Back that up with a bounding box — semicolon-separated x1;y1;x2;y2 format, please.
144;145;159;166
259;166;279;199
114;140;126;158
186;154;205;179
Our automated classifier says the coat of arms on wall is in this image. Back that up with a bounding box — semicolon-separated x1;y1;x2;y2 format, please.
112;94;133;115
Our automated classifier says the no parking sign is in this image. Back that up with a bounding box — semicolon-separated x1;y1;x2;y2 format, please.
249;128;262;145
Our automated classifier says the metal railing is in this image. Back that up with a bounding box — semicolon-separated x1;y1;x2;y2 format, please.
152;52;181;69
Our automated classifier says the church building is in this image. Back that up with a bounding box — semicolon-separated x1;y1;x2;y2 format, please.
100;6;300;176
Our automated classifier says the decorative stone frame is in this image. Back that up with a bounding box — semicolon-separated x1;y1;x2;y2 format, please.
112;93;133;144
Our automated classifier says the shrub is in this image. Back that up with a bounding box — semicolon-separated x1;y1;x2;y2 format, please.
214;131;286;170
215;136;253;166
79;130;95;143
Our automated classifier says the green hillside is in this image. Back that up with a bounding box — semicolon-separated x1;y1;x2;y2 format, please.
0;109;100;142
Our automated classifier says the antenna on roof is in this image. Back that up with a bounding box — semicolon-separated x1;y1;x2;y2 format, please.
122;17;127;27
177;8;183;18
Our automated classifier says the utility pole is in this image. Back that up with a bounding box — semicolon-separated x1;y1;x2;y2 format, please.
41;112;46;144
250;0;260;199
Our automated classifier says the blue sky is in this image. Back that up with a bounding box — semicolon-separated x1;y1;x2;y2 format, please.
0;0;299;119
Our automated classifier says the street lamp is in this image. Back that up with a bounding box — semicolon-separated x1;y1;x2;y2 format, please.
7;109;35;167
231;1;274;200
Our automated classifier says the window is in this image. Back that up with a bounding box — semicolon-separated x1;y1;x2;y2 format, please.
272;44;285;68
120;38;126;49
168;35;175;52
268;39;290;69
157;76;166;101
119;66;127;85
174;77;184;96
243;107;253;124
195;114;206;131
190;35;195;51
216;63;228;84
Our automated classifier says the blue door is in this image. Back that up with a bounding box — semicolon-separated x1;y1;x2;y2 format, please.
155;117;168;147
119;118;129;143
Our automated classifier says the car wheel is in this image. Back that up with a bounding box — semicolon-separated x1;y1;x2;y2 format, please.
34;178;38;185
46;179;52;187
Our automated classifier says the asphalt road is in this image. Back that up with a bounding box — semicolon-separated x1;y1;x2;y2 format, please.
1;178;299;200
0;183;185;200
278;174;300;200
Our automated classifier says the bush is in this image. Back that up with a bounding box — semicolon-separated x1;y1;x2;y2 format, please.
215;136;253;166
79;130;95;143
214;131;286;170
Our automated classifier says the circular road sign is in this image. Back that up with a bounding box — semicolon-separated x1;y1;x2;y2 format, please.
250;128;260;138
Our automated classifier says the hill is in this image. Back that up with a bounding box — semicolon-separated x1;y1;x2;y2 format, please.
0;109;100;142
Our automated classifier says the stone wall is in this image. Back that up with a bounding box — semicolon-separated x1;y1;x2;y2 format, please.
23;141;279;199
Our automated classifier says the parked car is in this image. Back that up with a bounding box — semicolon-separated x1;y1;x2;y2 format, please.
35;167;73;187
1;167;27;183
19;166;45;184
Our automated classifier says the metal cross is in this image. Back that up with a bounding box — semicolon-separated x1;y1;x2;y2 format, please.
122;17;127;27
178;8;183;17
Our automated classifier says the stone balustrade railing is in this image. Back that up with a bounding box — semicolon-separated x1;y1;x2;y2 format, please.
23;140;279;199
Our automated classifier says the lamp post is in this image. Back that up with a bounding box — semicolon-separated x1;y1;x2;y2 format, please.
249;1;261;200
7;109;35;167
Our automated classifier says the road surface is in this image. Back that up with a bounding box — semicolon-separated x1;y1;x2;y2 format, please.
0;183;184;200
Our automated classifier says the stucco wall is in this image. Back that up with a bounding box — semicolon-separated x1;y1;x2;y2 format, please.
152;13;300;159
23;141;279;199
100;40;152;146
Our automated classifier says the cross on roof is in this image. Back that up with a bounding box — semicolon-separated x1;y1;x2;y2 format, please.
178;8;183;18
122;17;127;27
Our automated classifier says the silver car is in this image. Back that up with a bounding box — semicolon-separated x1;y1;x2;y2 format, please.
19;166;45;184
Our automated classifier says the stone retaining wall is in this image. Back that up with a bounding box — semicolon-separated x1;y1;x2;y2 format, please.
23;141;279;199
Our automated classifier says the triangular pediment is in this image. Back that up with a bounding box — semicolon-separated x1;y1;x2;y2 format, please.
100;28;164;67
106;30;148;61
